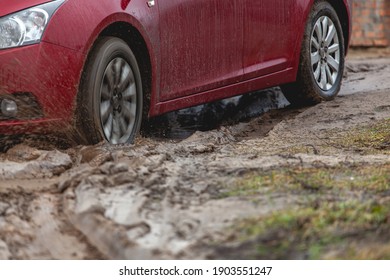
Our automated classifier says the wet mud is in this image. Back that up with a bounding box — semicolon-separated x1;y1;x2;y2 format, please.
1;52;390;259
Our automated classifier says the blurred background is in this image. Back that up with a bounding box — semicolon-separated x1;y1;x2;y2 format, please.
351;0;390;47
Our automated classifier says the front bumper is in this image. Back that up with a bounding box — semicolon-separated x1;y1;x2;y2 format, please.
0;41;84;134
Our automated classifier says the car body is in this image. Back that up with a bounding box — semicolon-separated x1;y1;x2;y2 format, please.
0;0;352;143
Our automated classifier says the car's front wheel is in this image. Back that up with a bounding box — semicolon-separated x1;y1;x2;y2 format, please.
77;37;143;145
281;1;345;106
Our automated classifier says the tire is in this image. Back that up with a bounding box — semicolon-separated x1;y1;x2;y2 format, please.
281;1;345;106
76;37;143;144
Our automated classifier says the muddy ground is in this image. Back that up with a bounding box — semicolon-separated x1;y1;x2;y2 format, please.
0;50;389;260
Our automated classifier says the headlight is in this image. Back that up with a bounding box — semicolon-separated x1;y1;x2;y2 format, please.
0;0;65;50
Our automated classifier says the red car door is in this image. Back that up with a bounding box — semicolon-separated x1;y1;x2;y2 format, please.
158;0;244;101
243;0;301;80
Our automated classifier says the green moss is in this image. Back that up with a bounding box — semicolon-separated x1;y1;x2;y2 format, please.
220;172;292;198
229;200;390;259
217;165;390;259
221;165;390;198
341;119;390;152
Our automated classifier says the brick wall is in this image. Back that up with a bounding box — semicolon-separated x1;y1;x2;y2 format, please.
351;0;390;47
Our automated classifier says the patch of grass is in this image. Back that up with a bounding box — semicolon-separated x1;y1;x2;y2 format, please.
214;164;390;259
324;243;390;259
220;172;293;198
224;200;390;259
221;165;390;198
292;165;390;192
342;118;390;152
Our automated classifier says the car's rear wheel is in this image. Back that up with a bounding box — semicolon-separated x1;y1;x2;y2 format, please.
281;1;345;106
77;37;143;144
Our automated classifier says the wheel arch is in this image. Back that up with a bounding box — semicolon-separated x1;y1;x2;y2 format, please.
289;0;350;83
76;19;154;127
75;20;154;143
325;0;351;54
98;21;153;113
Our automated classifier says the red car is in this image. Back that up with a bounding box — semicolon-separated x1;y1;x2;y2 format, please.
0;0;352;144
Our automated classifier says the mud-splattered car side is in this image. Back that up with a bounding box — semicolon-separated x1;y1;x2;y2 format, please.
0;0;352;144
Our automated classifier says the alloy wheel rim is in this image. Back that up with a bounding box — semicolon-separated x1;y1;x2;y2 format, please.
99;57;137;144
310;16;341;91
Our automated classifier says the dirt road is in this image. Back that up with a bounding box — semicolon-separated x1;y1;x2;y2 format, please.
1;51;389;259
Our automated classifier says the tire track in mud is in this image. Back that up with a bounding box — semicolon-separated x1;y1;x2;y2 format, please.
0;187;105;259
